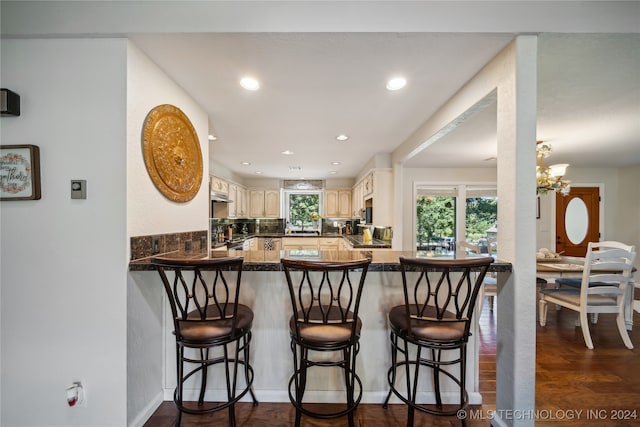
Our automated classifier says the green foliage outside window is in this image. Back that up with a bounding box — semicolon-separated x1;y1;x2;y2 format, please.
465;197;498;241
289;194;320;227
416;196;455;246
416;195;497;247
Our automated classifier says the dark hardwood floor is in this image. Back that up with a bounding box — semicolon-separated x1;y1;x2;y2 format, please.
144;291;640;426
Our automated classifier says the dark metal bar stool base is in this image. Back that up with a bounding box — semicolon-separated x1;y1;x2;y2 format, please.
288;367;363;421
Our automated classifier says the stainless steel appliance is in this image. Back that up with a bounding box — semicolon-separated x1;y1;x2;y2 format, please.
365;207;373;224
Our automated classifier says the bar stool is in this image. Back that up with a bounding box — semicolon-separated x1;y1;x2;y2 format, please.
383;256;493;427
281;257;371;427
152;256;258;426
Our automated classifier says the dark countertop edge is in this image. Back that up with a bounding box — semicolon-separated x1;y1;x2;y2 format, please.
129;251;512;273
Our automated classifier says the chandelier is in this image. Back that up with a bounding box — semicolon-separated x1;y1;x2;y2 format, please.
536;141;570;195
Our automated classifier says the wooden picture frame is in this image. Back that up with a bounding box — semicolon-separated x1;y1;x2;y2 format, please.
0;144;41;200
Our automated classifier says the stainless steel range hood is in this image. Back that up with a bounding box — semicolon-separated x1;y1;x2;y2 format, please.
210;191;232;203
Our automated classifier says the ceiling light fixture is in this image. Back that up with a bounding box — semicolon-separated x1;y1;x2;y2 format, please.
240;77;260;91
536;141;570;195
386;77;407;91
331;161;341;166
329;171;337;175
255;171;263;175
240;162;251;166
281;150;294;155
208;134;217;141
336;134;349;141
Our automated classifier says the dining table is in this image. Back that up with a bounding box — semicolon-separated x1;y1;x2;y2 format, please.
536;256;636;330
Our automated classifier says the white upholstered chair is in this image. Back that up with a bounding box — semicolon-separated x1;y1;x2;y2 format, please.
457;241;497;312
538;241;636;350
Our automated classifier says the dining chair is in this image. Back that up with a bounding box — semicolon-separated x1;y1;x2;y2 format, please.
152;256;258;426
457;241;497;312
383;256;493;427
281;257;371;427
538;241;636;349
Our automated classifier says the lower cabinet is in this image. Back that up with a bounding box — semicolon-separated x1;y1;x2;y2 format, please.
281;237;319;250
319;237;342;251
252;237;282;251
282;237;347;251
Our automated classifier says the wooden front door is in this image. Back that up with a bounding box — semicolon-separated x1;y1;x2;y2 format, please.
555;187;600;257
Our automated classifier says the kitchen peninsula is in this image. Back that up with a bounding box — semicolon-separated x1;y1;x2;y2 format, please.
129;247;511;406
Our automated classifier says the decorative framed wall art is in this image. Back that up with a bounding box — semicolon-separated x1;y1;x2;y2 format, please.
0;144;41;200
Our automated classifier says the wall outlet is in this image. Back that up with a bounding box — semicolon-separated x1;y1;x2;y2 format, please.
66;381;87;408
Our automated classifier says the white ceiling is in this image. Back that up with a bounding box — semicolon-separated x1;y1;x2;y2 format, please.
130;32;640;180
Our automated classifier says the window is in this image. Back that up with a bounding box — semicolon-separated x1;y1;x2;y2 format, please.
284;192;322;231
415;185;497;251
283;180;324;231
416;194;456;249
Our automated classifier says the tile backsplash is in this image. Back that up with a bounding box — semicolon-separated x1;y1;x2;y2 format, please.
130;230;208;260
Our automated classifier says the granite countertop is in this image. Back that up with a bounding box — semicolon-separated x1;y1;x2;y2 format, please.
130;248;512;273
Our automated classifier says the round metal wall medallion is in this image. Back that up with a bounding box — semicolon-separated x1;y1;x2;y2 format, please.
142;104;203;203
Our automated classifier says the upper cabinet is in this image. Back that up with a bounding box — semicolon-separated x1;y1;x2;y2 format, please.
325;189;352;218
228;183;238;217
211;176;229;195
236;187;248;217
352;182;363;217
363;173;374;197
338;190;352;217
353;169;393;226
210;175;248;218
249;189;280;218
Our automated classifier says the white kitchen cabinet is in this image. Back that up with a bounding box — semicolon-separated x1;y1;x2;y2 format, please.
281;237;319;250
352;182;363;217
210;176;229;195
253;237;282;251
352;169;393;226
363;173;374;197
235;186;248;217
326;189;352;218
325;190;339;217
249;189;280;218
319;237;341;251
338;190;352;218
228;183;238;217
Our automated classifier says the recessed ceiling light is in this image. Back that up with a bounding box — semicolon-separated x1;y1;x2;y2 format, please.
255;171;263;175
240;77;260;91
208;134;217;141
241;162;251;166
336;134;349;141
386;77;407;91
331;161;341;166
329;171;337;175
281;150;295;155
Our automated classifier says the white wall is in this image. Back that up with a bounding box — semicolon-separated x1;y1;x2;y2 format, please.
1;38;128;426
125;41;210;425
618;166;640;268
126;42;209;240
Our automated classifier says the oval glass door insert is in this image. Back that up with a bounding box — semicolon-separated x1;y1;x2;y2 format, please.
565;197;589;244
